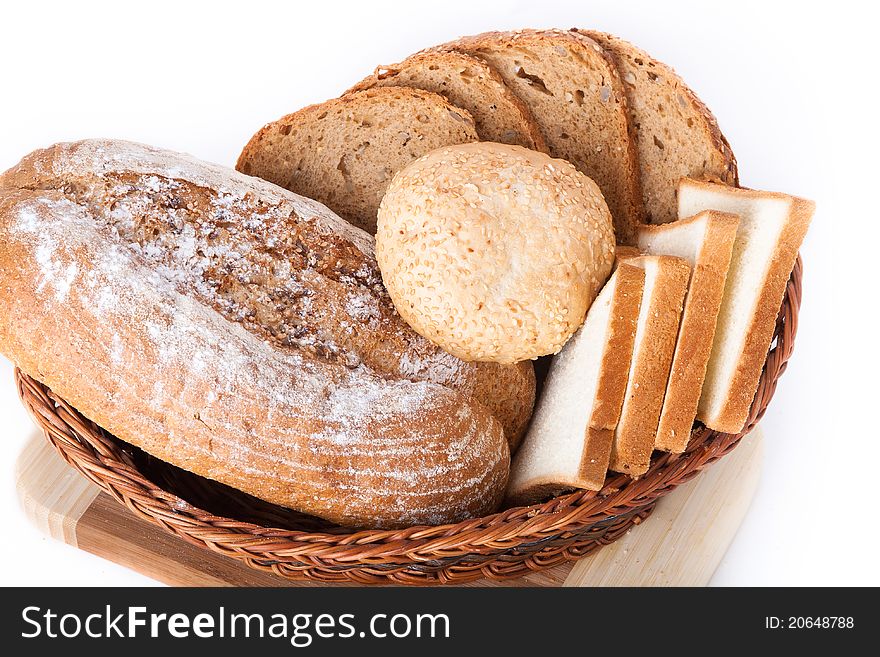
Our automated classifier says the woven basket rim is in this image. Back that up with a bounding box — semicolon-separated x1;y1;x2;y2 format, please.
16;255;802;582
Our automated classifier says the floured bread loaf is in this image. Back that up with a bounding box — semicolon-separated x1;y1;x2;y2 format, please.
2;140;535;447
0;140;520;528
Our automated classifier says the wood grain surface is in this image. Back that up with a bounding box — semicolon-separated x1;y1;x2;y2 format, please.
15;429;763;586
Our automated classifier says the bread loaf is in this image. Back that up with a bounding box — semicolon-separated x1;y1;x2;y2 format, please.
2;140;535;447
376;143;615;364
0;140;522;528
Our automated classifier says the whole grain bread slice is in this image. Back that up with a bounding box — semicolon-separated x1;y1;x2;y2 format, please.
236;86;478;233
506;263;644;504
347;51;547;152
636;211;740;451
678;179;814;434
578;30;738;224
610;254;690;476
435;29;643;243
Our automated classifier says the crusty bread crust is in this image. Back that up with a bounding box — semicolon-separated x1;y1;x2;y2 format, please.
434;29;644;244
580;30;738;224
236;86;478;234
474;360;535;452
346;50;548;152
0;141;517;528
610;255;690;475
2;139;535;447
680;181;814;433
614;245;642;263
637;211;740;452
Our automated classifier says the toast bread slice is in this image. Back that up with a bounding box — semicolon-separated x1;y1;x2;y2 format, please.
678;179;814;433
506;263;644;504
609;255;690;475
636;211;740;451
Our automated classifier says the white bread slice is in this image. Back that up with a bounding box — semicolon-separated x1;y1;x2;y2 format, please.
636;211;740;452
678;179;814;433
506;263;644;504
609;255;690;476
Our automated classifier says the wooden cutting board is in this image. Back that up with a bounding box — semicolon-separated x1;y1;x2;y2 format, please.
15;428;763;586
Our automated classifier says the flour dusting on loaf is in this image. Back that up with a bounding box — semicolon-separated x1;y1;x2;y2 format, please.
1;139;535;445
0;142;519;528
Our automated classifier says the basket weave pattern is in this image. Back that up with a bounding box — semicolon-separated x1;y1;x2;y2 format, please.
16;257;802;585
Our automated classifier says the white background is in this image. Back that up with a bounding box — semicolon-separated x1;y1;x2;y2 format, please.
0;0;874;586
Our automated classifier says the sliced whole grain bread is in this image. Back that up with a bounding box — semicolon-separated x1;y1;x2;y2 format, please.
506;263;644;504
347;51;547;152
578;30;738;224
435;29;643;243
636;211;740;452
236;87;478;233
610;254;690;476
678;179;814;434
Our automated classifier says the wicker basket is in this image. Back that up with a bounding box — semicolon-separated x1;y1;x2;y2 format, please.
15;257;803;585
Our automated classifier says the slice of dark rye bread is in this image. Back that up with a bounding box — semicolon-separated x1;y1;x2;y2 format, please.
433;29;643;244
236;87;478;234
347;51;547;153
576;30;738;224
